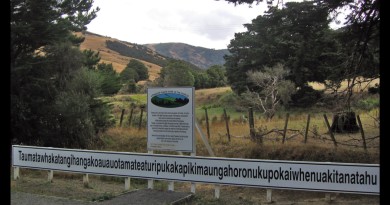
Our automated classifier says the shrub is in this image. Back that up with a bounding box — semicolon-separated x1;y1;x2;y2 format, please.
354;97;379;111
289;85;323;108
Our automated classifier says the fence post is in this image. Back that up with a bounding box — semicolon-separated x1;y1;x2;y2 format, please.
282;113;290;144
304;114;311;144
323;114;337;147
204;108;210;139
223;108;230;142
125;177;131;190
138;108;144;130
356;115;367;152
128;108;134;127
48;170;53;182
119;109;125;127
248;107;255;139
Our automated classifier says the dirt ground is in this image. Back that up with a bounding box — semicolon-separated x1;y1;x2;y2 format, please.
10;170;380;205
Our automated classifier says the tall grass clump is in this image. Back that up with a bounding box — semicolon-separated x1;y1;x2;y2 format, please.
95;127;147;153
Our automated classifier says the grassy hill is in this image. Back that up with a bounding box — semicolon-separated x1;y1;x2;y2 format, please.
79;31;208;82
79;31;162;81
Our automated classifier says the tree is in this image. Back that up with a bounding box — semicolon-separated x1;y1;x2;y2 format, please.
10;0;116;148
11;41;85;146
83;49;101;70
206;65;227;88
121;59;149;82
120;66;140;83
225;1;334;96
81;49;120;95
223;0;380;111
52;68;109;148
193;71;210;89
323;0;380;110
97;63;121;95
11;0;99;67
242;63;296;120
156;60;195;87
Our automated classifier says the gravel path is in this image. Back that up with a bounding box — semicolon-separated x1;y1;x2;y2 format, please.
11;189;194;205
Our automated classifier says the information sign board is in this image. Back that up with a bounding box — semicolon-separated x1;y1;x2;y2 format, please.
147;87;195;152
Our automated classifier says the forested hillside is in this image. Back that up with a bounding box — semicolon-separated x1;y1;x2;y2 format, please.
79;31;162;81
145;43;230;69
105;40;168;67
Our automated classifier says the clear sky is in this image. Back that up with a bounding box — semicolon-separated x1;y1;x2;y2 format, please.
86;0;271;50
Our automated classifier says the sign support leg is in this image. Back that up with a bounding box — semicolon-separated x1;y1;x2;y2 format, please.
48;170;53;182
168;181;174;191
83;173;89;187
13;167;20;180
215;185;220;199
190;152;196;193
266;189;272;203
148;150;154;189
125;177;131;190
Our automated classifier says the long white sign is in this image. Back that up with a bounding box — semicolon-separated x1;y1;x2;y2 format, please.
12;145;379;195
147;87;195;152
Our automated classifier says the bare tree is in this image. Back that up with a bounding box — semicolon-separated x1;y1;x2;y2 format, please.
242;63;296;120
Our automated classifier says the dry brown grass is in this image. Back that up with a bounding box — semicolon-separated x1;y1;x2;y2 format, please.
309;78;379;92
96;108;379;163
195;87;232;106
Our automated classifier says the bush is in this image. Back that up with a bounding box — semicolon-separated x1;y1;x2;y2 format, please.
354;97;379;111
368;83;380;94
289;85;323;108
217;91;239;107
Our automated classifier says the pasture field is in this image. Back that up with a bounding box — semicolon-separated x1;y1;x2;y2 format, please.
11;86;380;204
96;86;380;162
